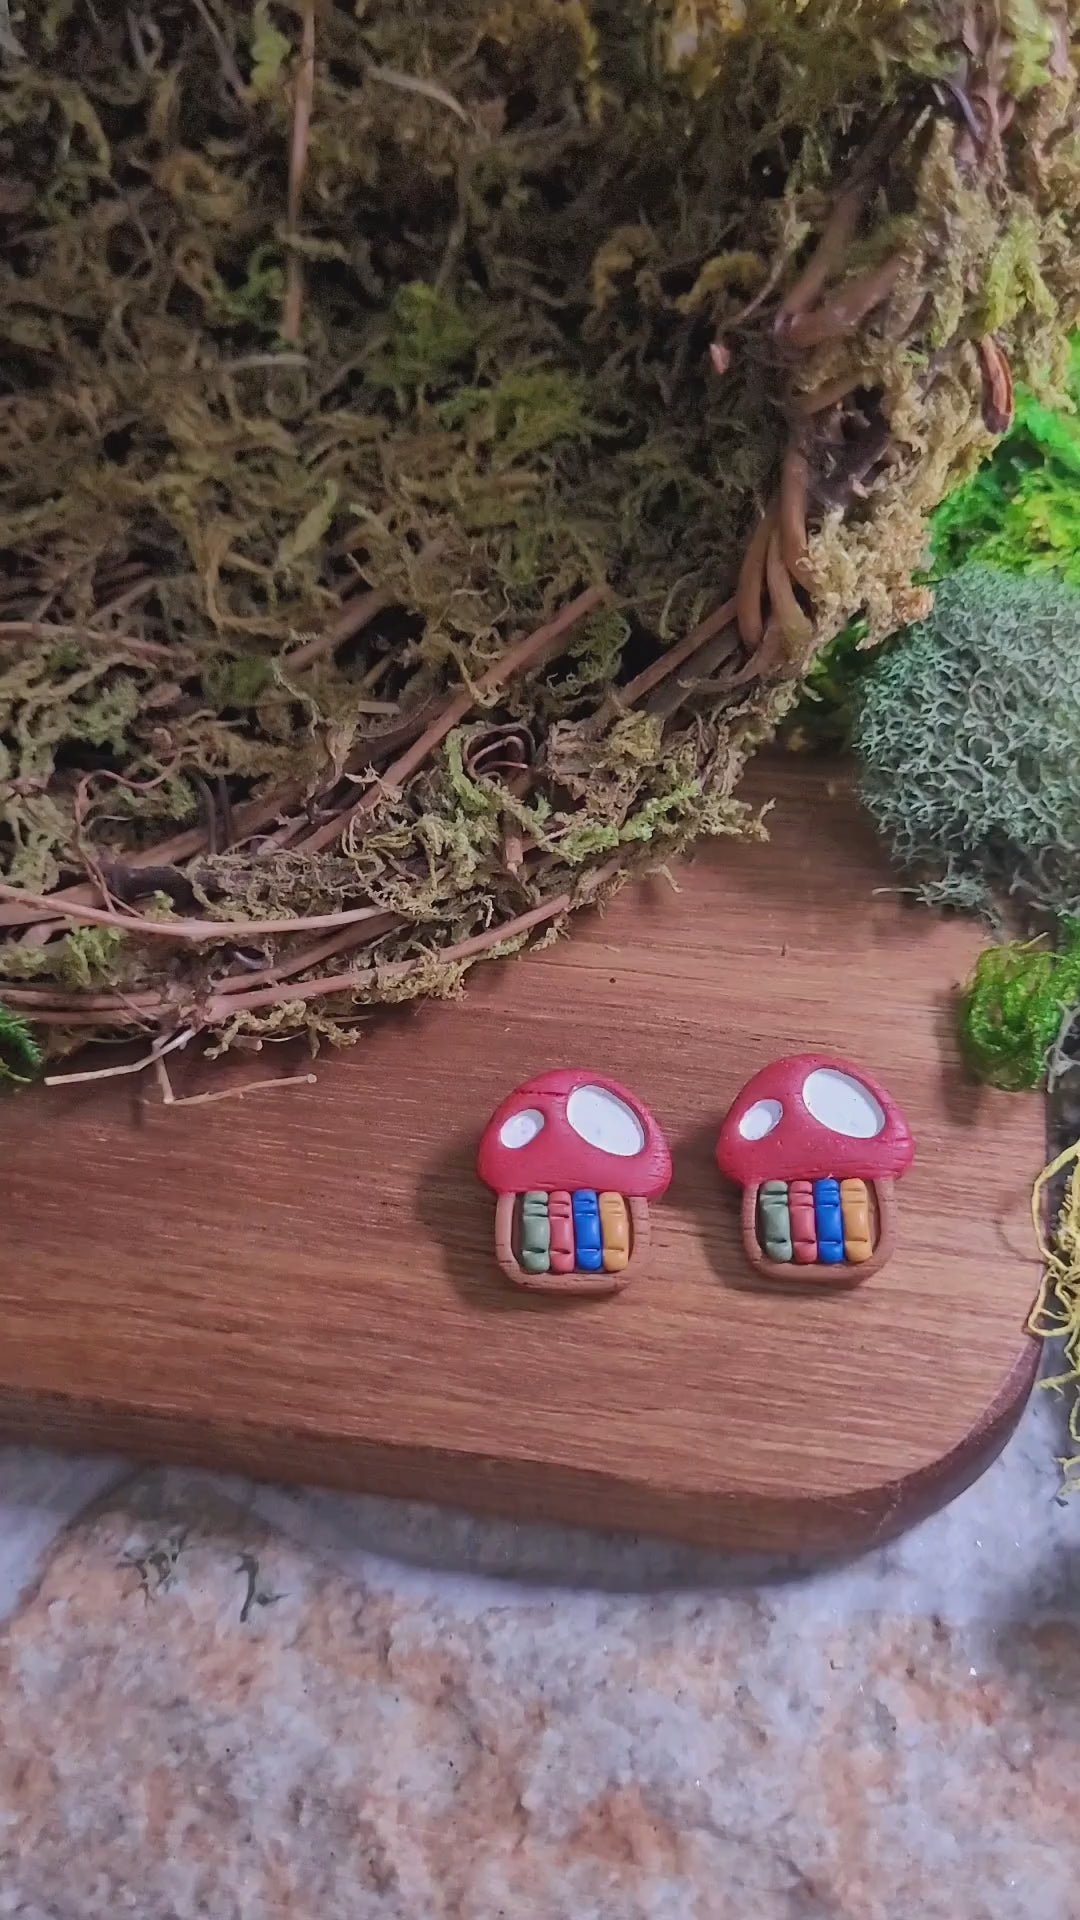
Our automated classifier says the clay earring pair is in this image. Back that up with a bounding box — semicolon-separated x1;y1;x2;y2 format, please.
477;1057;914;1297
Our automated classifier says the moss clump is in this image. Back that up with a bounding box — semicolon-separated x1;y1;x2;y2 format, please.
1;2;1079;1055
858;564;1080;1090
857;562;1080;1090
959;924;1080;1091
856;566;1080;920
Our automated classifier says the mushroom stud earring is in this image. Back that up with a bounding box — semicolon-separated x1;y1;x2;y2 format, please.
716;1054;914;1285
477;1070;672;1295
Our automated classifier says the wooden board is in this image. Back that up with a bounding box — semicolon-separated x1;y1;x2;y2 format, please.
0;760;1043;1553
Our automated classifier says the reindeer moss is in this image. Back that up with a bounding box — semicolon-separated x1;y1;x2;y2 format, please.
1;1;1079;1051
855;566;1080;921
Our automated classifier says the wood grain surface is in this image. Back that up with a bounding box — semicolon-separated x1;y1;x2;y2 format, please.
0;759;1043;1553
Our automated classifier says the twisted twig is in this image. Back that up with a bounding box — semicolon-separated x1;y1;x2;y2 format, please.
464;723;537;873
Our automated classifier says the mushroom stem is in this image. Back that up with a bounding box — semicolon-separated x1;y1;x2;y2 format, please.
739;1178;895;1287
874;1175;898;1270
628;1195;651;1271
493;1192;645;1297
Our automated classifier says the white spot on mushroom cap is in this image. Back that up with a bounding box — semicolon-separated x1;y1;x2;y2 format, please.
802;1067;885;1138
739;1097;783;1141
566;1085;645;1157
499;1108;544;1149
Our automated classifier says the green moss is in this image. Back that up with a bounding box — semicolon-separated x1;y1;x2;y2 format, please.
959;923;1080;1090
0;1005;42;1089
1002;0;1059;94
436;369;601;462
933;337;1080;584
202;656;277;709
368;283;480;396
250;1;292;100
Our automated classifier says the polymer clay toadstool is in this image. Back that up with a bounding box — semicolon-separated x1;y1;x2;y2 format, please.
477;1069;672;1295
716;1054;914;1286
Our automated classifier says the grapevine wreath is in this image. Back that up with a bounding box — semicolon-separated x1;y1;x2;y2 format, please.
0;0;1077;1078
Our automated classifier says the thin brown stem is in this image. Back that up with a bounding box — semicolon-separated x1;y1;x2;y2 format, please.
0;984;172;1012
775;185;869;328
89;576;162;625
212;911;404;995
282;1;316;343
774;96;919;331
735;502;777;653
726;617;786;688
4;1005;169;1028
297;583;609;854
785;255;904;352
283;587;391;670
0;883;390;945
645;629;740;721
765;529;813;652
0;623;192;667
0;705;442;933
790;372;867;416
779;448;813;591
612;595;737;712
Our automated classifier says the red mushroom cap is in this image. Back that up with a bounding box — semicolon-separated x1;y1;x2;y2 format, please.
716;1053;914;1187
478;1068;672;1198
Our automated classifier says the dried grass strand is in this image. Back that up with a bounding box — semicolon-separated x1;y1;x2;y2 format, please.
45;1024;195;1087
365;61;471;125
282;0;316;342
152;1057;317;1107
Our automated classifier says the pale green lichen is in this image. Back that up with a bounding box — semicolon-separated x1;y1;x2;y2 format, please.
855;566;1080;920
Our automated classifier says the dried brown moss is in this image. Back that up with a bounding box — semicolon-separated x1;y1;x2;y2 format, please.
0;0;1078;1058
